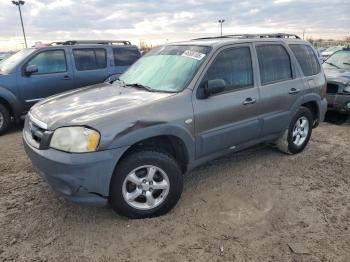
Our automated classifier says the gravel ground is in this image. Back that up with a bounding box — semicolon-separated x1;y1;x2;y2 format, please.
0;121;349;262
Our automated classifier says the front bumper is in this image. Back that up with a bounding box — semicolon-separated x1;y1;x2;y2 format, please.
326;94;350;114
23;131;127;206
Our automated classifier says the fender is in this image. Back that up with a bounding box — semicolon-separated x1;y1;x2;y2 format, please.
106;122;196;163
287;93;322;129
0;86;22;118
303;93;323;115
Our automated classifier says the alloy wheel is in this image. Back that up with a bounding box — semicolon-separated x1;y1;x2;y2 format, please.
292;116;309;146
122;165;170;210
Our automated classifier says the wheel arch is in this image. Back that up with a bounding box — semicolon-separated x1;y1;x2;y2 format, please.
0;86;22;119
108;123;195;175
302;93;323;127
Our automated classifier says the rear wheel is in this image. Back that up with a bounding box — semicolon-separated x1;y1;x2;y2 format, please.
0;104;11;135
276;106;313;154
109;150;183;218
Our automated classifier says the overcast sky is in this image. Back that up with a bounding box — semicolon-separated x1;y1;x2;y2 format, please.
0;0;349;50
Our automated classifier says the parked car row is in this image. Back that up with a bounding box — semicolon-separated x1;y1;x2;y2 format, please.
0;40;141;134
22;33;328;218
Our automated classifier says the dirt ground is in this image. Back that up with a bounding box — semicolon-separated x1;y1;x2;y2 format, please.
0;120;349;262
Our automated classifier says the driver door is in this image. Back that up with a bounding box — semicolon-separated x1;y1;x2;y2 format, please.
18;48;74;111
192;44;261;158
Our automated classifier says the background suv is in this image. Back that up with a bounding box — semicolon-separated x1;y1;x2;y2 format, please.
23;34;327;218
0;40;140;134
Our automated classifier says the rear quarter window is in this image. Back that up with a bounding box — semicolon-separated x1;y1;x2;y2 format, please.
256;44;293;85
73;48;107;71
113;47;140;66
289;44;320;76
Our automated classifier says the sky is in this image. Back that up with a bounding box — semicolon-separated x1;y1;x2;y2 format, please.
0;0;349;51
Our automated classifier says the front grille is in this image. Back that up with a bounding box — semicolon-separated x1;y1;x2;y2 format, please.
29;121;45;144
327;83;339;94
26;114;53;150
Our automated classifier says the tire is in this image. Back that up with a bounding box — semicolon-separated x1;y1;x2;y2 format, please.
0;104;11;136
109;150;183;219
276;106;313;154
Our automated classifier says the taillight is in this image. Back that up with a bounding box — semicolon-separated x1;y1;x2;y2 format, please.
321;75;327;98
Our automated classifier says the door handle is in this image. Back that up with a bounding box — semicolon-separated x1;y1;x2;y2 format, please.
289;88;300;94
63;75;71;80
243;97;256;105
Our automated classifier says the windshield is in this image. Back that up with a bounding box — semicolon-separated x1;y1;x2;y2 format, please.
119;45;211;92
0;48;36;74
323;46;342;53
323;50;350;70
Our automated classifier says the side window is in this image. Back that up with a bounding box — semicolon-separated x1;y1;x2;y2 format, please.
27;50;66;74
203;47;253;92
113;47;140;66
256;45;292;85
289;44;320;76
73;48;107;71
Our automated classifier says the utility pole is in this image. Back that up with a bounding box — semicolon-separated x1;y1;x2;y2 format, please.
218;19;225;37
12;1;27;48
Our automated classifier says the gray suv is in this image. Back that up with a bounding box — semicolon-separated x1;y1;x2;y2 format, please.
23;34;327;218
0;40;140;134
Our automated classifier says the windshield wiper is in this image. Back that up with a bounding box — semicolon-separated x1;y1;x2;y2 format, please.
343;62;350;66
324;61;341;69
126;83;154;92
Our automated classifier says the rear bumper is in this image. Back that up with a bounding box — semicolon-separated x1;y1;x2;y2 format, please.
23;132;127;206
326;94;350;114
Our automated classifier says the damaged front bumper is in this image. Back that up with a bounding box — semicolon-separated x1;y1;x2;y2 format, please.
326;93;350;114
23;131;127;206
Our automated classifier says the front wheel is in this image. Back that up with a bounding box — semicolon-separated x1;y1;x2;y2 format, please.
276;106;313;154
109;150;183;218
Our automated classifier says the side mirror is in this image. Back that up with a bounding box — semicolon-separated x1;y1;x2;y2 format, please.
25;65;38;76
204;79;226;98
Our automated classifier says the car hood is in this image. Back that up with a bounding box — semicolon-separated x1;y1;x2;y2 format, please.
324;68;350;85
30;82;176;130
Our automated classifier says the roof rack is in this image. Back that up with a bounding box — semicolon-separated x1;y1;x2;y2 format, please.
193;33;301;41
49;40;132;46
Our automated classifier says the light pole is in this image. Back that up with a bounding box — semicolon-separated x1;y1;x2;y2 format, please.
218;19;225;37
12;1;27;48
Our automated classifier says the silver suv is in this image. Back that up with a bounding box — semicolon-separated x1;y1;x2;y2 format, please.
23;34;328;218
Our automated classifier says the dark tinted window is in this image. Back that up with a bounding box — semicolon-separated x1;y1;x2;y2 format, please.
73;48;107;71
27;50;66;74
256;45;292;85
289;44;320;76
204;47;253;92
113;47;140;66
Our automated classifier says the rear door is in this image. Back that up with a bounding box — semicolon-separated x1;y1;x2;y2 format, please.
18;48;74;110
255;43;306;137
289;44;323;99
193;44;260;158
72;47;110;88
111;46;141;76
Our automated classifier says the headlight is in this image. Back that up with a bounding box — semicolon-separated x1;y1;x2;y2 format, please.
50;127;100;153
344;86;350;93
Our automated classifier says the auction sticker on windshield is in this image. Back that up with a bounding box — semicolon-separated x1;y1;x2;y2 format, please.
182;50;206;61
